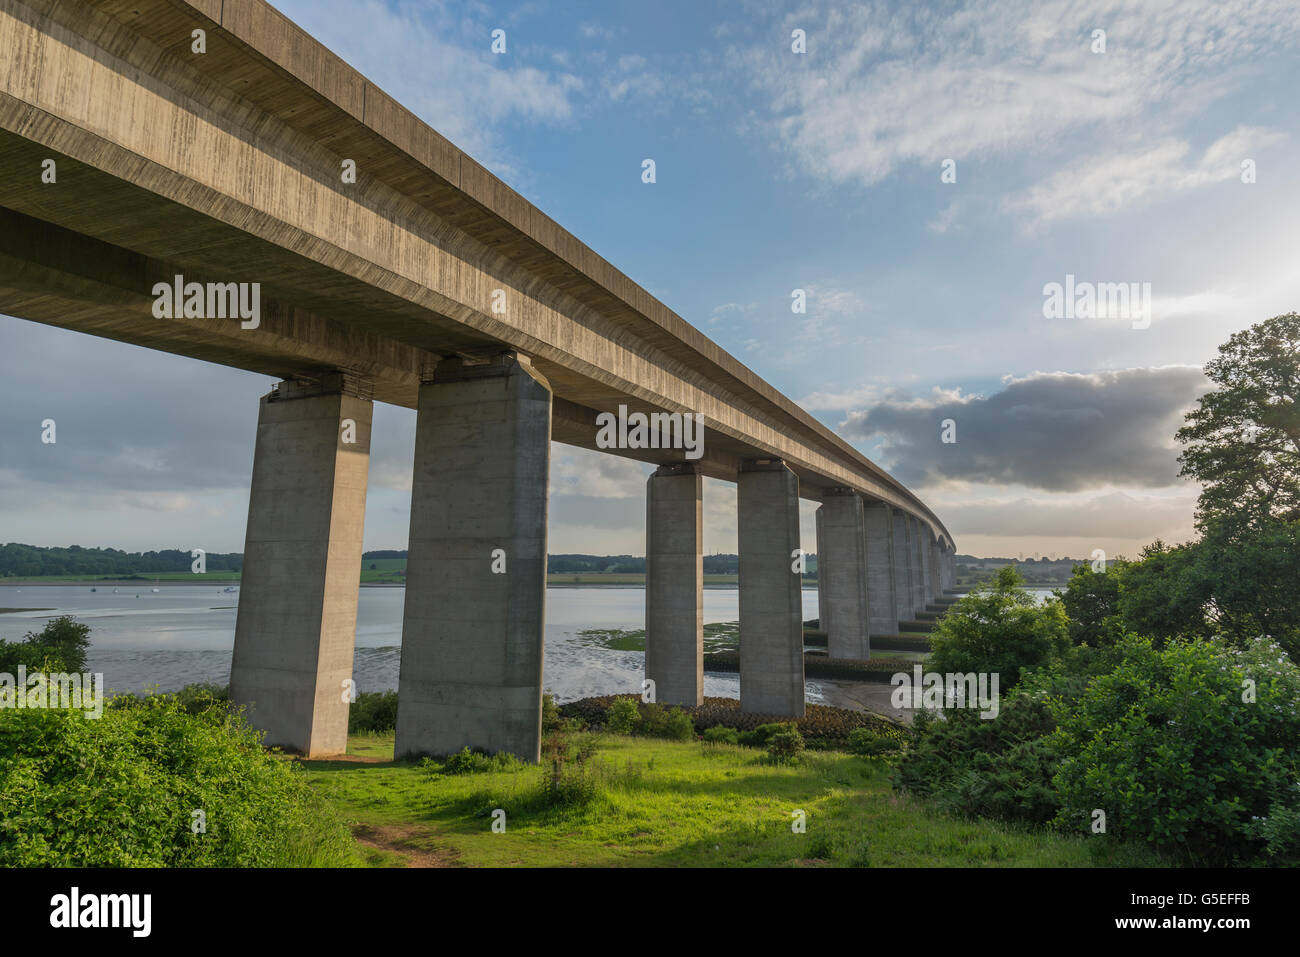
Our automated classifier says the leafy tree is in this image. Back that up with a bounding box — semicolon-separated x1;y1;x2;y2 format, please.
927;565;1070;689
1177;313;1300;534
1056;561;1126;646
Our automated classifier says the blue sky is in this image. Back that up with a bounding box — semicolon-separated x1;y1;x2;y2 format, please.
3;0;1299;560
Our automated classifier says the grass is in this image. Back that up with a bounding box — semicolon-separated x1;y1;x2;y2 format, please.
296;731;1160;868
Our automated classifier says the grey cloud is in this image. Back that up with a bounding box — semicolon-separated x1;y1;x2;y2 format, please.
841;366;1210;491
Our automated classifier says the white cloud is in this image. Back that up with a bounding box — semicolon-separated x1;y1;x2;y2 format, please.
737;0;1297;206
1006;126;1284;226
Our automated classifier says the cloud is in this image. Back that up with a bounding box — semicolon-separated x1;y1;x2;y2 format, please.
839;366;1210;491
737;0;1297;204
1006;126;1284;226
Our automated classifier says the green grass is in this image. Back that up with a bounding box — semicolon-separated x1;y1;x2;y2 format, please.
296;731;1158;868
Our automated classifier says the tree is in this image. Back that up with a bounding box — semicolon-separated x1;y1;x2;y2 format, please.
927;565;1070;689
1177;313;1300;534
1056;561;1126;646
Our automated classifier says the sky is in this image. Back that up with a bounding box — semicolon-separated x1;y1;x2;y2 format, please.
2;0;1299;561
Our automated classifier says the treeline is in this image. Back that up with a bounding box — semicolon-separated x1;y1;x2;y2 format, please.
0;543;242;578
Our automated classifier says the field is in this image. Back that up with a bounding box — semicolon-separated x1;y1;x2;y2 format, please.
296;732;1161;868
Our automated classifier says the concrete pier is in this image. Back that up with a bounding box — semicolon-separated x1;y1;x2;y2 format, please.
395;354;552;762
863;503;898;636
915;514;935;613
909;515;927;617
890;507;913;625
929;540;945;600
645;463;703;706
737;459;805;716
818;489;870;659
230;374;372;757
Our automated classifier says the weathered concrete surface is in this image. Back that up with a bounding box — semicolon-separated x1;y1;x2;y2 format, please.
230;375;371;757
0;0;953;549
818;489;870;660
645;463;703;706
890;507;913;625
395;354;551;762
863;503;898;636
929;541;945;600
737;459;804;716
909;515;928;618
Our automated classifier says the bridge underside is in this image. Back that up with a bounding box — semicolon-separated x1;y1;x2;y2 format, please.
0;0;957;760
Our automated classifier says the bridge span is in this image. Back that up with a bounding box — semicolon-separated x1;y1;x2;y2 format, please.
0;0;955;759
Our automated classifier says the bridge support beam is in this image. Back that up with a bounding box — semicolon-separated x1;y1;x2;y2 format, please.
230;375;372;758
645;463;703;706
944;548;956;591
737;459;805;716
395;354;551;762
863;503;898;636
929;541;945;601
818;489;870;660
909;516;928;618
890;507;913;629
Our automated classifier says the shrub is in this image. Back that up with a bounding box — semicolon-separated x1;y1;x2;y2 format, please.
846;726;902;757
739;722;795;748
894;689;1060;825
702;726;739;745
541;692;562;731
558;695;906;750
0;694;356;866
640;704;693;741
766;727;805;764
1050;635;1300;864
424;746;525;777
348;690;398;734
0;615;91;673
606;697;640;734
928;566;1070;689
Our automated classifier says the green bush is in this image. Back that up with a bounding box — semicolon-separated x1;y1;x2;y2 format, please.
894;689;1060;825
702;725;739;745
639;704;694;741
557;694;906;750
0;615;91;673
0;694;356;866
606;697;640;734
1050;635;1300;864
846;726;902;757
423;746;524;777
766;727;805;764
738;722;796;748
348;690;398;734
928;566;1070;689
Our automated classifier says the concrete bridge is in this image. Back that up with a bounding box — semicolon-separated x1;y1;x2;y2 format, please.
0;0;956;759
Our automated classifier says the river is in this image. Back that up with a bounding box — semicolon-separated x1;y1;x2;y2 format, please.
0;583;1057;717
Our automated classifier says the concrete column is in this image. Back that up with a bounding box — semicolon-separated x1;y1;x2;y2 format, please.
929;540;945;600
945;549;956;591
645;463;703;706
814;505;826;633
737;458;804;716
863;503;898;636
395;354;551;762
890;507;912;629
818;489;870;659
230;374;372;758
908;515;927;617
